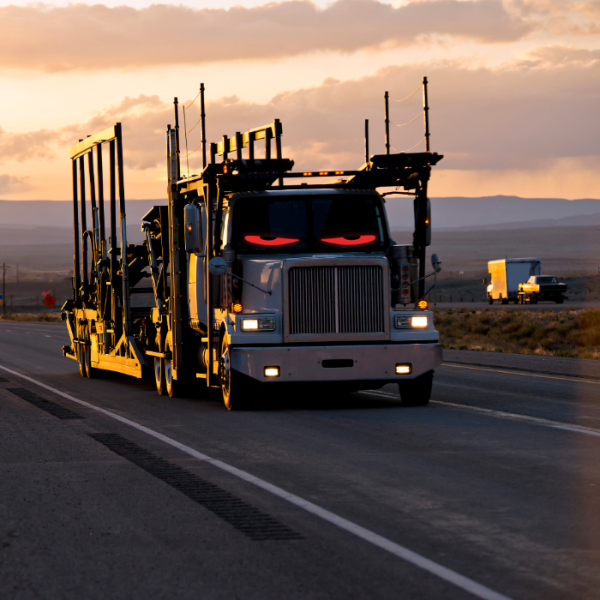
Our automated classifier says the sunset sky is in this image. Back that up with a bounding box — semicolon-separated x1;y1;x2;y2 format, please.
0;0;599;201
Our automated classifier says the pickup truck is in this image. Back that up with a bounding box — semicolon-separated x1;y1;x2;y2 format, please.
518;276;567;304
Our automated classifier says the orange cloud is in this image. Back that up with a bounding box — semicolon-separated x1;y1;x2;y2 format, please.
0;0;531;72
2;46;599;184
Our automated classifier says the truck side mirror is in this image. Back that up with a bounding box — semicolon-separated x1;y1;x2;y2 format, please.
430;253;442;273
184;203;203;253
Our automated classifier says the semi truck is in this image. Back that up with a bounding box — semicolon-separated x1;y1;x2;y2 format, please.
485;258;541;304
62;85;444;410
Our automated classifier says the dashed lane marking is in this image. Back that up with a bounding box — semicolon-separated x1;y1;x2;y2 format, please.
0;362;512;600
361;390;600;438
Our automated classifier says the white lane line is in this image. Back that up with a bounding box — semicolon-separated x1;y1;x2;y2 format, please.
444;363;600;386
362;391;600;438
0;363;511;600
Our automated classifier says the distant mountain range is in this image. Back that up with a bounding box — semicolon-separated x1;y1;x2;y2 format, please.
2;196;599;232
384;195;600;230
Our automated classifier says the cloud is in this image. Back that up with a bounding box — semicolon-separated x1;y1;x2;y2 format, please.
3;45;599;180
0;127;61;162
0;174;32;195
0;0;531;72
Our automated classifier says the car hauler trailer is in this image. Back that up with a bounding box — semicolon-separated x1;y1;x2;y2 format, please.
62;84;444;410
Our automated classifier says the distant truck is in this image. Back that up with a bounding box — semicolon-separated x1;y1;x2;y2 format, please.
518;276;567;304
485;258;541;304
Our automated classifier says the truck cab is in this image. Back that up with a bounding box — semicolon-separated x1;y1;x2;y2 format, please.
186;187;440;408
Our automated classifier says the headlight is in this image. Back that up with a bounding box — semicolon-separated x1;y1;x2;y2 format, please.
241;317;275;331
394;314;429;329
411;316;428;328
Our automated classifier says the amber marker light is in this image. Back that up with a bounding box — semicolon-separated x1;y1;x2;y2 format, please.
232;303;243;313
396;364;412;374
418;300;429;310
411;316;428;328
264;367;280;377
187;224;193;233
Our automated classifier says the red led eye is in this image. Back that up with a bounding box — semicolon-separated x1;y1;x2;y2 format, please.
321;235;376;246
245;235;300;246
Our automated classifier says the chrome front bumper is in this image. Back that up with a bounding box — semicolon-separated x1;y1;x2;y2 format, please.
230;343;442;383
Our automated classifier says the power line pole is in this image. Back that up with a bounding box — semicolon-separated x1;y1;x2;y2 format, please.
2;263;5;317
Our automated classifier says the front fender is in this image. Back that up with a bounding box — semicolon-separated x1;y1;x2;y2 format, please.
222;319;236;346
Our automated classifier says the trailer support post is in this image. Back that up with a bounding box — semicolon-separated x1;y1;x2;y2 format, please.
423;76;430;152
79;155;87;291
115;123;131;336
384;91;390;155
72;160;80;302
200;83;207;169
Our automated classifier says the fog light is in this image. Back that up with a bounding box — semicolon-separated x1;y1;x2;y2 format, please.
396;364;412;374
411;316;428;328
264;366;280;377
241;319;259;331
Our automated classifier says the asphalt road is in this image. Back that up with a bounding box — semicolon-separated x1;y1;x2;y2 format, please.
1;322;599;600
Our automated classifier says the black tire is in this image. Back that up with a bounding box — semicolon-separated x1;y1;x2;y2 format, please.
164;339;182;398
398;371;433;407
220;336;249;411
84;342;94;379
501;297;509;305
78;342;86;377
154;356;165;395
487;296;493;305
556;298;564;304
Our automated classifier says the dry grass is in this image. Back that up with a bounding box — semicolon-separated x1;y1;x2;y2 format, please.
0;312;62;322
435;308;600;359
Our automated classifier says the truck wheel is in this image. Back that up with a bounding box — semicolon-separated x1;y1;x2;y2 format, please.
84;343;94;379
501;297;508;305
78;342;86;377
556;298;564;304
487;296;493;305
398;371;433;407
220;337;248;411
164;339;181;398
154;356;165;395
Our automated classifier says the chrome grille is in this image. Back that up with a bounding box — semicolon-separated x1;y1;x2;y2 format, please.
288;266;385;335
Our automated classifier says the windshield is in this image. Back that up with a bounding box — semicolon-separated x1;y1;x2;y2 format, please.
536;277;558;284
230;194;388;253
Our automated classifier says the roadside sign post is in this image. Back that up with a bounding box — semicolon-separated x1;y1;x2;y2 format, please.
1;263;5;317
